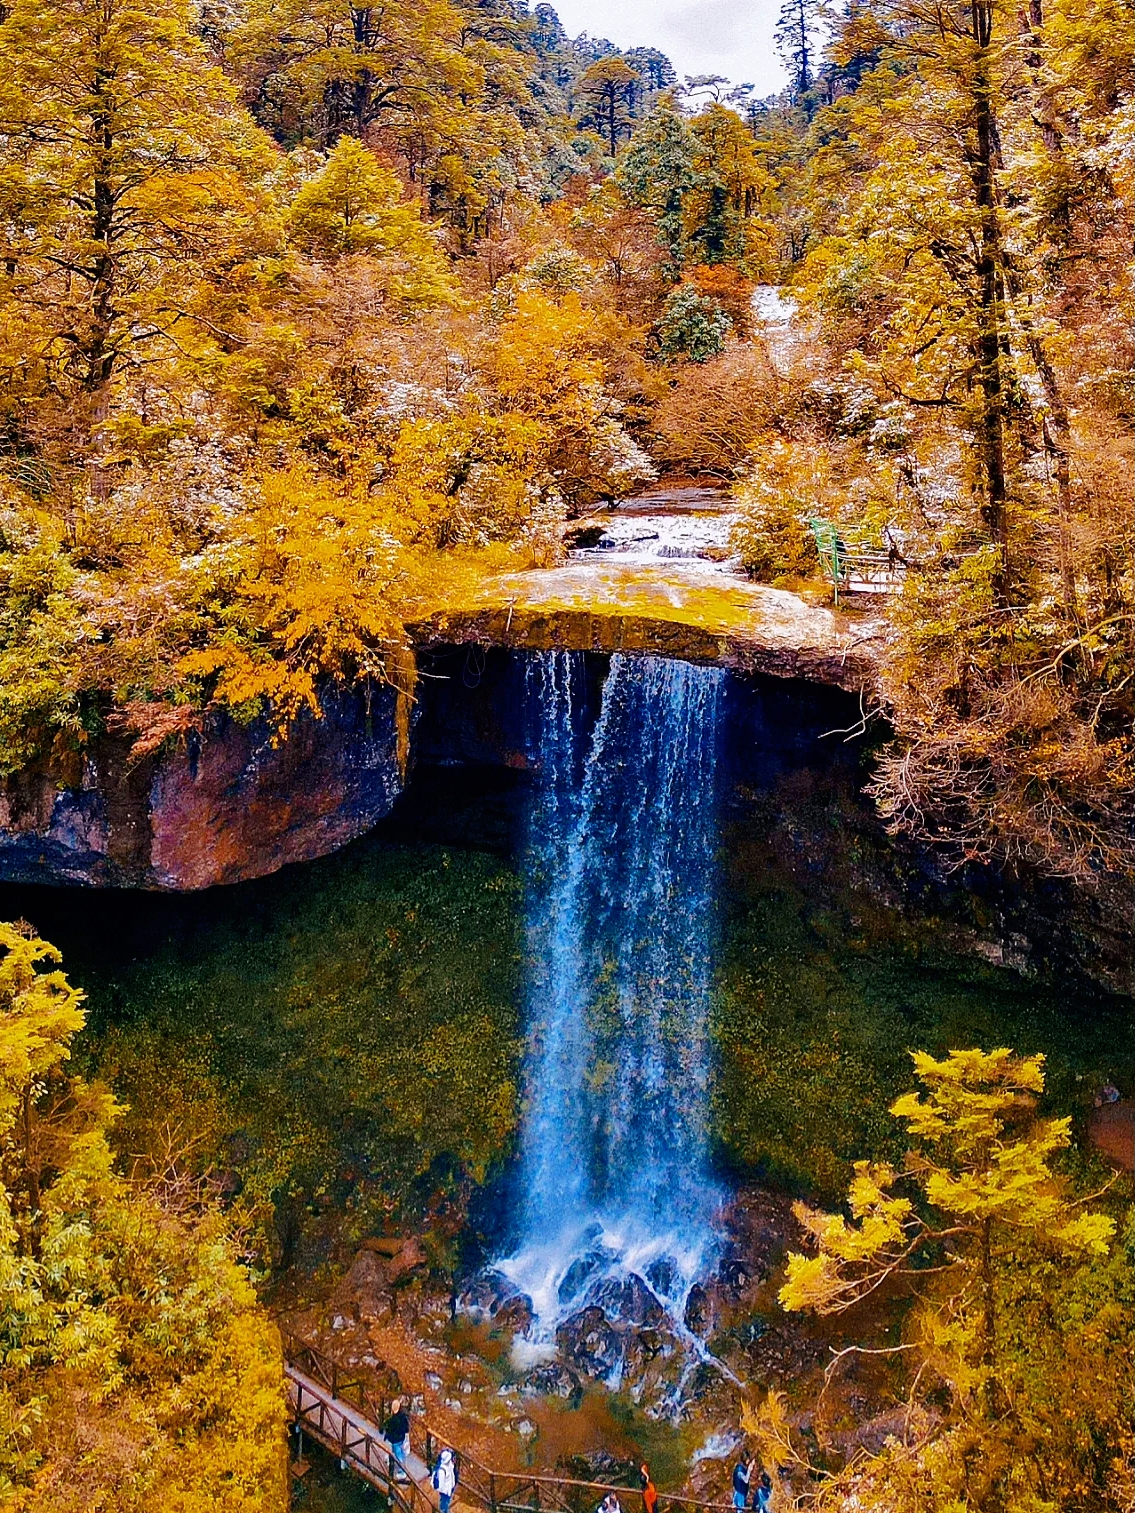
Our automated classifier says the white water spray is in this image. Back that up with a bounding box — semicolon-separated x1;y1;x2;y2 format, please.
501;652;726;1348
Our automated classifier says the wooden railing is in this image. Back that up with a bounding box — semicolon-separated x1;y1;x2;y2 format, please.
284;1328;394;1428
283;1330;738;1513
288;1368;435;1513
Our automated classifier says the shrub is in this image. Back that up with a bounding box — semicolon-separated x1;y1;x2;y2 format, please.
655;286;732;362
653;344;784;475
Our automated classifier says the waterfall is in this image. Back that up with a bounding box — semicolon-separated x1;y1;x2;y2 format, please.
502;651;725;1339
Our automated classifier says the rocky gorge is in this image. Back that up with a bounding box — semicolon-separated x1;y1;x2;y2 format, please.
2;505;1131;1505
0;490;880;893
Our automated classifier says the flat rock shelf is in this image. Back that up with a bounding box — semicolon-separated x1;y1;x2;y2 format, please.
412;563;882;694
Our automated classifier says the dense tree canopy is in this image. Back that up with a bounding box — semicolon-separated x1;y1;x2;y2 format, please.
0;923;286;1509
0;0;1130;1494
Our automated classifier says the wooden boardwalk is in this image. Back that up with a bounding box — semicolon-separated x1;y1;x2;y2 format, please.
288;1362;437;1508
284;1332;738;1513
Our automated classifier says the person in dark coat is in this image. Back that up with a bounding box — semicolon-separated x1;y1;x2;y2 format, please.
732;1460;752;1510
384;1397;410;1481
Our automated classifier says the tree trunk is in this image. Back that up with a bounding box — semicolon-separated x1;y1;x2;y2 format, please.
1013;0;1078;618
969;3;1009;598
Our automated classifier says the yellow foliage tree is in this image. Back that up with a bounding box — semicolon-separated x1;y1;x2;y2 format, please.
383;412;554;552
0;0;281;460
230;0;480;153
287;137;455;306
0;922;287;1509
178;466;412;729
776;1048;1127;1511
482;288;656;507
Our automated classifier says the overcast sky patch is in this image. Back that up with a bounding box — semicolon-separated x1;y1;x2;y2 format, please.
546;0;788;97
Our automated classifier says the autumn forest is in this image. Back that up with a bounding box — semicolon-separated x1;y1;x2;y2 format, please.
0;0;1131;1507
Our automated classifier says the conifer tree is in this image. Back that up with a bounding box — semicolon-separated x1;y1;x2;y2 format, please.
576;57;642;155
775;0;823;102
616;103;703;270
0;0;280;460
770;1049;1127;1511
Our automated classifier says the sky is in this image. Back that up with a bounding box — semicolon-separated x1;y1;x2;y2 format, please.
545;0;788;98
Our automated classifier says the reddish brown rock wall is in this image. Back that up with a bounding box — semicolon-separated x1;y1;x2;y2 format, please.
0;683;403;890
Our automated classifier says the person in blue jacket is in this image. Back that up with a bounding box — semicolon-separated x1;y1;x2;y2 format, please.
731;1459;752;1509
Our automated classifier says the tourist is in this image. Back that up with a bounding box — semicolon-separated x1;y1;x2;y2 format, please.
732;1459;752;1509
598;1492;622;1513
640;1463;658;1513
433;1447;458;1513
752;1471;773;1512
384;1398;410;1481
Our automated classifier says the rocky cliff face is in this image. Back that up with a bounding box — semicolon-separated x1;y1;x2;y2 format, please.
0;683;404;889
0;576;879;893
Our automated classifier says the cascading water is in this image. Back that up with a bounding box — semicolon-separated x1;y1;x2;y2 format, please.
501;651;725;1351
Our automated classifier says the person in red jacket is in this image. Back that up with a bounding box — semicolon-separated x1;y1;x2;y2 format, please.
640;1465;658;1513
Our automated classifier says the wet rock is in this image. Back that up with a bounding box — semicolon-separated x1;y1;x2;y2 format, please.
457;1270;515;1321
556;1247;608;1308
425;1372;443;1392
410;570;882;698
739;1317;768;1347
716;1253;754;1299
621;1326;668;1378
685;1362;723;1404
521;1363;582;1403
493;1294;534;1334
645;1256;678;1297
556;1305;624;1381
564;524;608;549
620;1329;680;1406
591;1274;665;1329
684;1284;716;1336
